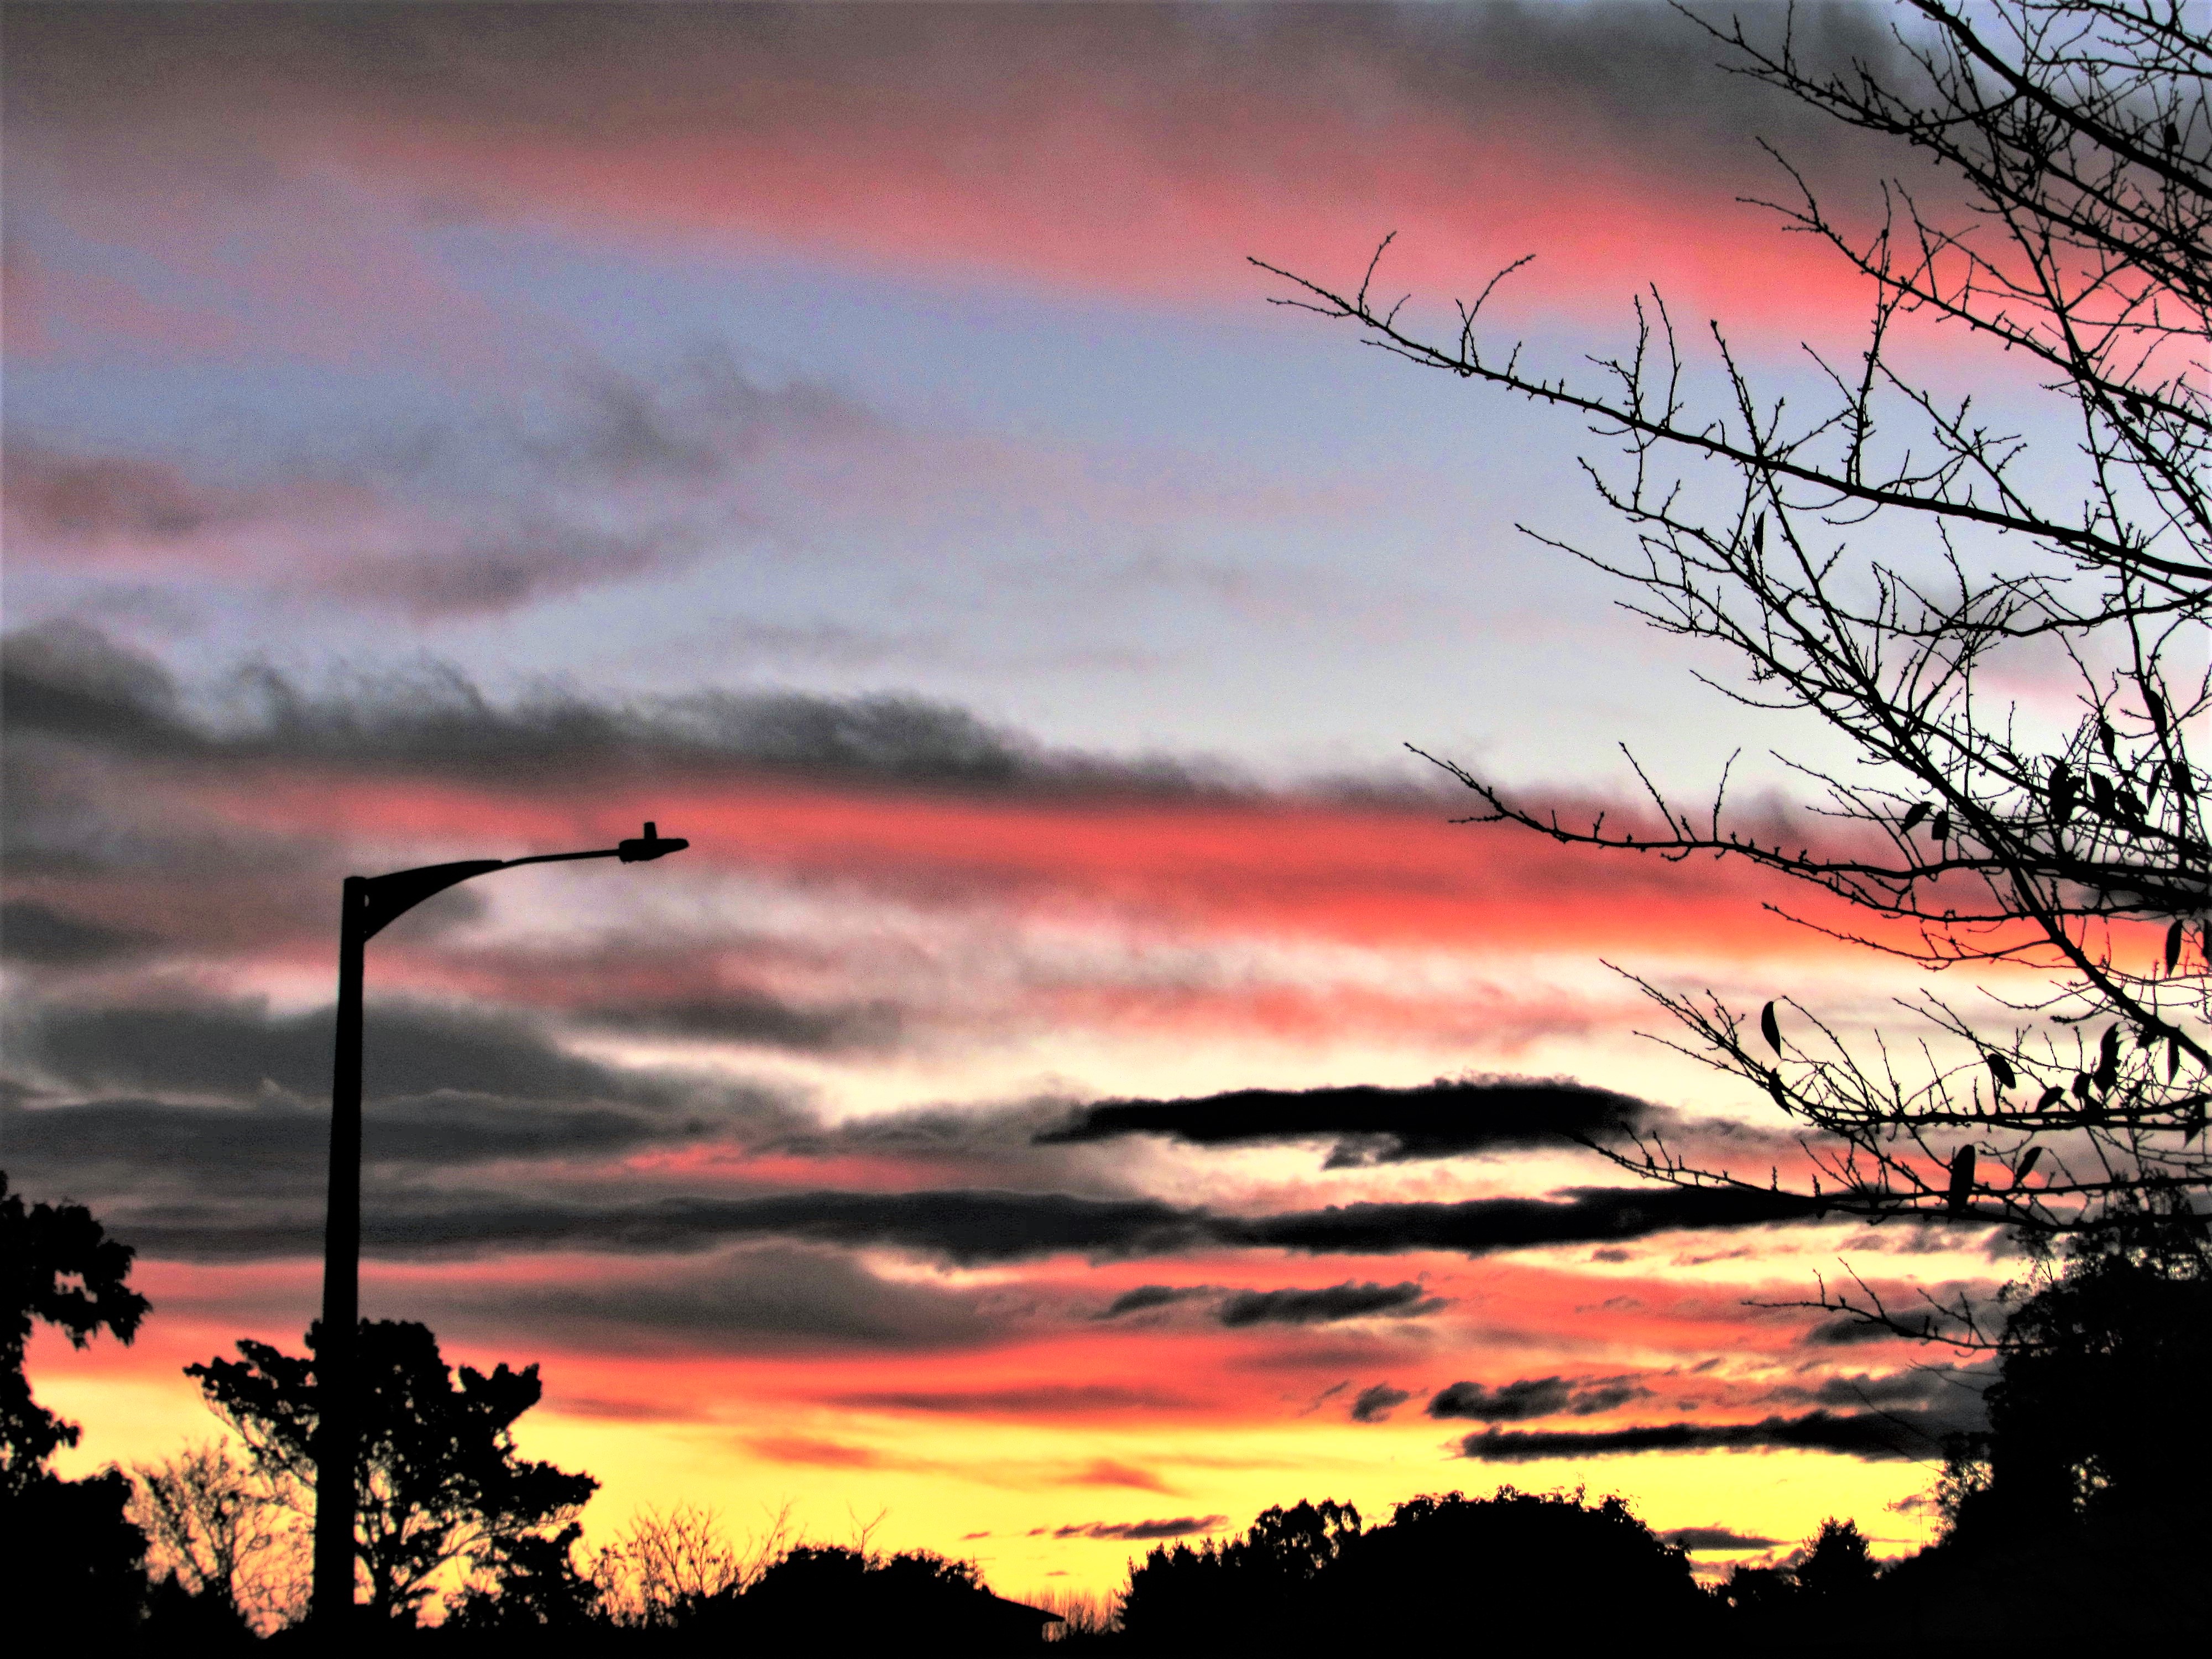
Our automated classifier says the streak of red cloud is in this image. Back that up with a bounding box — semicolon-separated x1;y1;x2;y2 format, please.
14;7;1921;338
1065;1458;1177;1494
745;1434;888;1469
354;106;1875;328
210;771;1871;963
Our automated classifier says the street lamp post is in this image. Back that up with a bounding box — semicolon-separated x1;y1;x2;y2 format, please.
311;822;688;1628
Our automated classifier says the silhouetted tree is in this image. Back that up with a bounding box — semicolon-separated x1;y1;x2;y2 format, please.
446;1519;599;1633
1268;0;2212;1306
588;1500;800;1629
1794;1516;1879;1604
1717;1516;1879;1647
1119;1499;1361;1648
0;1172;153;1636
1332;1487;1707;1645
1982;1246;2212;1528
1851;1240;2212;1639
1720;1559;1798;1619
1929;1246;2209;1631
187;1318;596;1625
131;1440;304;1632
2;1170;150;1489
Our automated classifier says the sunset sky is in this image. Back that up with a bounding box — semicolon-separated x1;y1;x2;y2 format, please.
4;2;2025;1601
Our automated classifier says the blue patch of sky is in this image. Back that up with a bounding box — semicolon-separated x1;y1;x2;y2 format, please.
6;205;1897;788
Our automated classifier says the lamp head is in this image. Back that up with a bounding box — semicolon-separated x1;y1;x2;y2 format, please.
618;821;689;863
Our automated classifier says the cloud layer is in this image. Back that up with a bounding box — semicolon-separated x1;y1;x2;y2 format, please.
1456;1406;1981;1464
8;3;1914;320
1041;1076;1655;1165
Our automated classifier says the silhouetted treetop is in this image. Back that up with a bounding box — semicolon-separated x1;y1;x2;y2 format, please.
2;1170;150;1491
187;1318;594;1625
0;1174;153;1637
1121;1486;1702;1648
1267;0;2212;1297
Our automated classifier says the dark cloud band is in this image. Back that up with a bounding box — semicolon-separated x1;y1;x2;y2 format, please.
1215;1281;1441;1327
3;621;1233;799
1455;1406;1974;1463
1349;1383;1413;1423
56;1176;1828;1266
1053;1516;1226;1542
1427;1374;1649;1422
1661;1526;1781;1552
1040;1076;1654;1164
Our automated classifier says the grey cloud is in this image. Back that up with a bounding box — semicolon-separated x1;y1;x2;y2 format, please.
105;1187;1212;1266
77;1176;1840;1266
575;994;904;1056
4;623;1227;798
18;995;702;1108
1427;1375;1650;1422
336;353;879;619
327;520;689;620
747;1095;1148;1201
1775;1367;1992;1411
2;445;237;543
2;995;806;1216
227;660;1047;789
536;349;878;483
1803;1315;1928;1346
1215;1280;1441;1327
836;1383;1193;1417
9;4;1905;200
1456;1402;1986;1464
1661;1526;1781;1552
1097;1285;1211;1320
1053;1516;1226;1542
419;1242;1000;1354
1234;1186;1826;1255
7;348;879;623
2;1095;329;1203
1815;1370;1952;1407
2;621;190;755
1350;1383;1412;1423
773;1097;1084;1159
1839;1223;1990;1256
0;899;153;966
1;1091;743;1199
1567;1382;1648;1415
1039;1076;1656;1165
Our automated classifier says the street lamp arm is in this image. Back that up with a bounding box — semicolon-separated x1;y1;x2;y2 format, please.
498;847;622;869
354;860;506;943
350;823;690;942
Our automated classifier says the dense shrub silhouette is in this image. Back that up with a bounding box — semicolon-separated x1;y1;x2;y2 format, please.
691;1545;1056;1653
1120;1488;1702;1648
3;1464;153;1638
1719;1517;1877;1648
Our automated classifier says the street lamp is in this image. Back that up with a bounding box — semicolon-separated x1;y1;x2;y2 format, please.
312;821;688;1627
